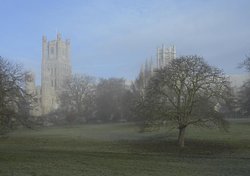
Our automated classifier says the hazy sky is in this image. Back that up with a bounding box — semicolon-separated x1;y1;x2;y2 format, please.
0;0;250;84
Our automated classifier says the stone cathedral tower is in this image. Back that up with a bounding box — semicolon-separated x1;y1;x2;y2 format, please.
41;33;71;114
157;45;176;69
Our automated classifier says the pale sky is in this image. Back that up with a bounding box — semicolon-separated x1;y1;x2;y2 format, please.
0;0;250;84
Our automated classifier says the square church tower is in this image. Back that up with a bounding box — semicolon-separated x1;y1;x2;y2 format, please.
157;45;176;69
41;33;71;114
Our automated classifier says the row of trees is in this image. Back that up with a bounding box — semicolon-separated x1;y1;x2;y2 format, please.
1;54;249;147
57;76;135;124
56;55;250;147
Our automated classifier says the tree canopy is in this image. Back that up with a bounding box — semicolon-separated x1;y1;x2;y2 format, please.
137;55;231;147
0;56;32;134
95;78;132;122
59;74;96;123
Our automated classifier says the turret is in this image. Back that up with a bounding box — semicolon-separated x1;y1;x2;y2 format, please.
66;39;70;45
42;35;47;43
42;35;47;61
25;71;36;95
66;39;71;63
172;45;176;59
57;33;62;41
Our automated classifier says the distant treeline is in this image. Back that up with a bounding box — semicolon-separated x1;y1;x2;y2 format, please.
0;55;250;135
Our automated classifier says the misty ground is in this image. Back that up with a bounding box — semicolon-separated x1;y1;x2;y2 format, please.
0;119;250;176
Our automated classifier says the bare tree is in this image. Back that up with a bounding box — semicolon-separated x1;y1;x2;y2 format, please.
238;56;250;117
59;74;96;123
0;56;33;134
138;55;231;147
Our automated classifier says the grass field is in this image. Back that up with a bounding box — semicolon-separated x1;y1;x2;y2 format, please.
0;119;250;176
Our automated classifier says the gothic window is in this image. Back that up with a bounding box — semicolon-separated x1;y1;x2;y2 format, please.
51;47;54;55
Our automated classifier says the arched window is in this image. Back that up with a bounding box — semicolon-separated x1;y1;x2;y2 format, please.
51;47;54;55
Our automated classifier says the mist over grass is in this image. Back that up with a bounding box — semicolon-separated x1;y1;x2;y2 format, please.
0;119;249;176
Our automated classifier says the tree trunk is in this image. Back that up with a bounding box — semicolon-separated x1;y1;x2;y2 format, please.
178;127;186;148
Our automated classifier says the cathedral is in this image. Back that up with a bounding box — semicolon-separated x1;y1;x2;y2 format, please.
138;44;176;89
25;35;174;116
156;44;176;69
25;33;72;115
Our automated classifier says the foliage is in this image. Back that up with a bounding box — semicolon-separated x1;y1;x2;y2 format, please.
95;78;133;122
59;74;96;123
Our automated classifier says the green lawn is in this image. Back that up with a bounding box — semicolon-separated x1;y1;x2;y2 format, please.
0;120;250;176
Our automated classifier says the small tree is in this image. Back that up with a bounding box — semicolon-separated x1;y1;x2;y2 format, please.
138;55;231;147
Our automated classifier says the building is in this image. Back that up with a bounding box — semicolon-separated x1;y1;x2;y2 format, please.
156;44;176;69
137;44;176;90
25;71;42;116
26;33;72;115
41;33;71;114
